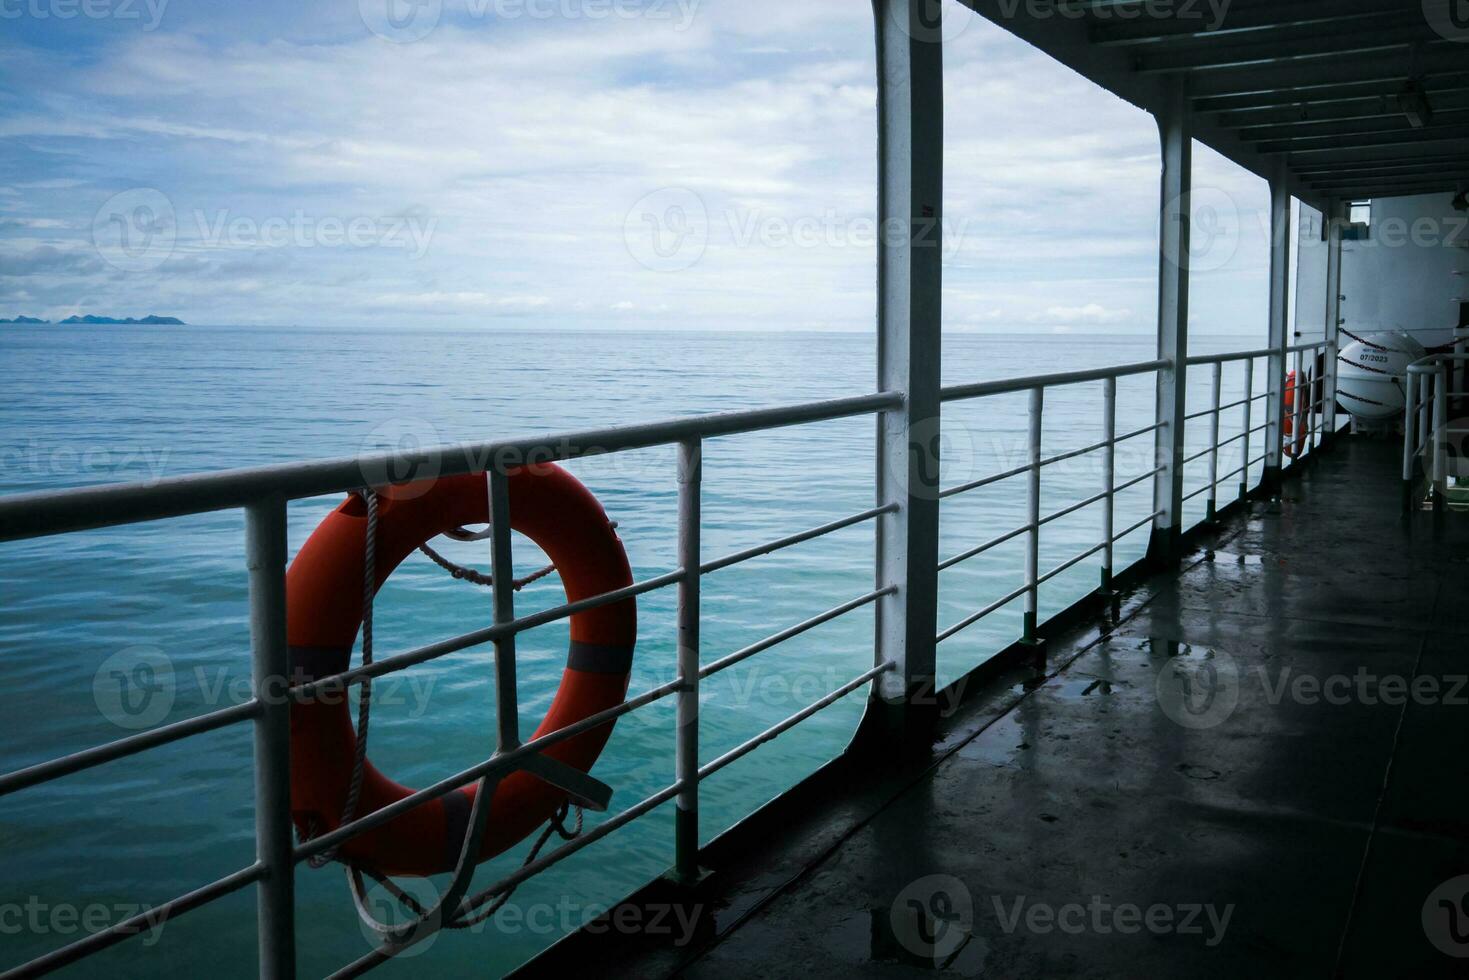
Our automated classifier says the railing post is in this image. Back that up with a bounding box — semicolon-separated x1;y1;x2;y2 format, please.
1421;372;1433;455
1322;199;1344;442
674;438;701;884
1264;159;1292;490
245;498;296;980
872;0;943;722
1024;388;1043;644
1307;348;1319;454
1240;358;1254;501
487;470;519;751
1292;348;1306;463
1434;365;1450;510
1206;361;1222;522
1100;377;1117;592
1404;369;1419;512
1150;77;1190;562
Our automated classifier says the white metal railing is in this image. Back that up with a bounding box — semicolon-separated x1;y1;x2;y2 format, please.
1403;351;1469;509
936;359;1166;646
1183;340;1330;519
932;343;1328;651
0;342;1330;978
0;392;909;979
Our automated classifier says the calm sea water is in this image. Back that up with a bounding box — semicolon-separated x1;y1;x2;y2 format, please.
0;326;1266;976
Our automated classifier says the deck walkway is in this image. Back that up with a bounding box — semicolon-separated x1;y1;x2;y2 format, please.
525;436;1469;979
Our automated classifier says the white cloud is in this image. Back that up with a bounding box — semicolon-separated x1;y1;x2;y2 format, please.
0;4;1271;335
1030;303;1135;325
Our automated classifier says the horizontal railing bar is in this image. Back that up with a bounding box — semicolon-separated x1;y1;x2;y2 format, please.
1038;489;1110;528
937;522;1032;573
941;467;1164;578
1182;483;1213;502
1216;431;1248;450
0;392;904;543
508;570;681;637
941;421;1165;501
936;581;1030;644
940;359;1168;403
294;569;683;700
1184;347;1272;365
700;505;896;576
1185;395;1253;420
939;459;1031;499
457;781;686;919
294;677;684;862
700;588;893;681
1220;461;1251;483
0;700;262;799
1112;509;1164;543
1114;465;1166;495
335;781;690;980
1039;437;1114;470
1185;341;1323;367
1407;353;1469;374
1182;444;1214;465
697;661;895;782
1;863;265;980
1115;420;1164;443
1036;542;1107;588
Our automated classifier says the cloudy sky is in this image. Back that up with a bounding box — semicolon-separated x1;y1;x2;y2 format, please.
0;0;1274;333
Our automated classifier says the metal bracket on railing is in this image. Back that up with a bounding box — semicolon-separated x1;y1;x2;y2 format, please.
344;748;612;959
518;752;613;813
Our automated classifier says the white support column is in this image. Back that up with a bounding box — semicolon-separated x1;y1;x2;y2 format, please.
1264;159;1292;486
1323;198;1344;439
873;0;942;710
1150;79;1190;561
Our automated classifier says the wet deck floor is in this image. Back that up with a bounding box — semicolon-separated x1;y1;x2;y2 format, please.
527;437;1469;979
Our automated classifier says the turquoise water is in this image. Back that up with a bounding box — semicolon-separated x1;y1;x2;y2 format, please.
0;326;1267;976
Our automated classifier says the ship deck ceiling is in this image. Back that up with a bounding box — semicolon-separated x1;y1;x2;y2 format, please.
525;437;1469;978
964;0;1469;204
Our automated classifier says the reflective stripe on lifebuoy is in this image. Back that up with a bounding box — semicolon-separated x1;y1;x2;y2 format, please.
286;465;636;877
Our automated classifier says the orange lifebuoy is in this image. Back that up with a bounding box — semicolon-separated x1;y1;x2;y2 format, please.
1283;369;1306;458
286;465;635;877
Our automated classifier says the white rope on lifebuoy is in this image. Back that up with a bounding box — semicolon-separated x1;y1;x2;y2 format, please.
302;487;592;937
416;523;616;591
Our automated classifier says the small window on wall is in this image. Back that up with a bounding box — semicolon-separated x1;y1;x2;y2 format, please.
1343;200;1372;240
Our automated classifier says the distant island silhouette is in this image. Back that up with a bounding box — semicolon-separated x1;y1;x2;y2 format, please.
0;314;185;325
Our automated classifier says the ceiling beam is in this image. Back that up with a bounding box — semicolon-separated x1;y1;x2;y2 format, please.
1309;181;1465;199
1134;22;1438;74
1258;129;1469;155
1188;45;1467;99
1194;75;1469;113
1309;169;1469;186
1294;156;1469;177
1309;180;1469;197
1285;139;1469;165
1240;112;1469;145
1217;90;1469;128
1089;0;1416;47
